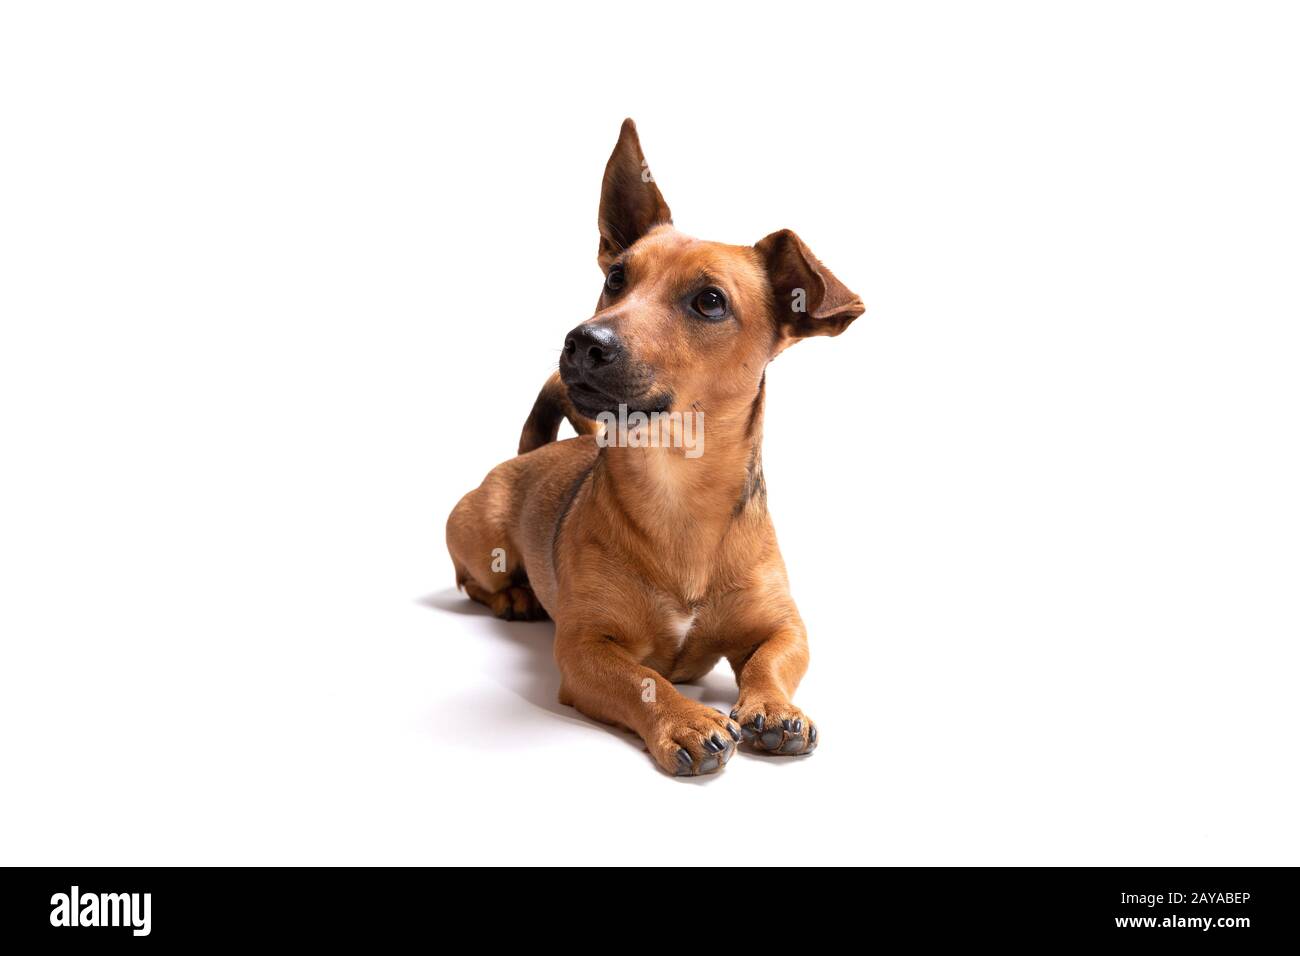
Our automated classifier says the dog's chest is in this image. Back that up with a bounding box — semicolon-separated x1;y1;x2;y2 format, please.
642;602;718;679
662;608;697;651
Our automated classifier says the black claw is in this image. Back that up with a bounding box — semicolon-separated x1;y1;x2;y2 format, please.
726;723;741;742
676;748;692;767
782;718;794;732
793;719;802;734
710;733;725;751
753;714;765;732
729;709;739;721
809;725;818;743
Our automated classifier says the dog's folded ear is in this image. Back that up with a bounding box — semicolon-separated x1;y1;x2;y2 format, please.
598;119;673;269
755;229;865;339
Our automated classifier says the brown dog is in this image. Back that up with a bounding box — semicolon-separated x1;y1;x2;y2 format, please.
446;119;864;776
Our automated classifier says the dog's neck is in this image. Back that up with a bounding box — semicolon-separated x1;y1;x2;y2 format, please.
592;376;767;602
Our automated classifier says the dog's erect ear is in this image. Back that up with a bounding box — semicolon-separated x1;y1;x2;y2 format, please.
597;118;672;269
755;229;864;339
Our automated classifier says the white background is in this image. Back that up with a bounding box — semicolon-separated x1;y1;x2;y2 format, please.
2;2;1297;866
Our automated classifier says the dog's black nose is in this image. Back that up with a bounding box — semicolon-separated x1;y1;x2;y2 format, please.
563;324;621;371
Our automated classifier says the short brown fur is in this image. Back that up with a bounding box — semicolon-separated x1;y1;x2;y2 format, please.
446;119;864;776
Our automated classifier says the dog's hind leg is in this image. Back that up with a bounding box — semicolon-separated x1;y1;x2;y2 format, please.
461;575;547;621
446;487;548;621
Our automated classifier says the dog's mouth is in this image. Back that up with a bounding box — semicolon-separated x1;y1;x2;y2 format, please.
564;378;671;420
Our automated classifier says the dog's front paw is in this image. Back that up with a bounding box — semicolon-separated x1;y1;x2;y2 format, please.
730;699;817;756
648;704;742;777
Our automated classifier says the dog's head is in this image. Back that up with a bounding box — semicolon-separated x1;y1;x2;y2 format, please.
559;119;864;421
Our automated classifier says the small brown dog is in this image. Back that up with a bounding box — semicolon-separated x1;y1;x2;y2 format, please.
447;119;864;776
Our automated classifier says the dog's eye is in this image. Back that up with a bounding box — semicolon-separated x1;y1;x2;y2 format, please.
692;288;728;319
605;266;626;294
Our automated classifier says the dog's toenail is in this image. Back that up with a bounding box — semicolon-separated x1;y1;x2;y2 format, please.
676;748;692;768
809;726;818;743
782;718;793;732
729;709;739;721
726;723;741;742
793;719;802;733
753;715;765;732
